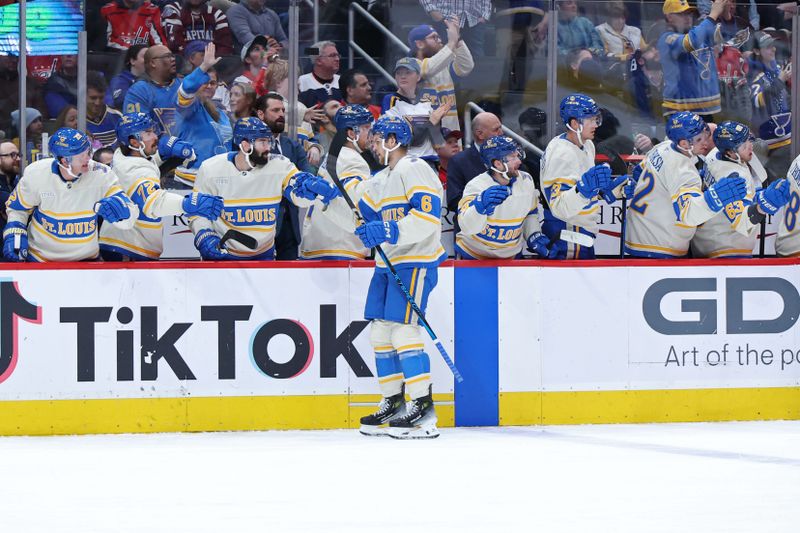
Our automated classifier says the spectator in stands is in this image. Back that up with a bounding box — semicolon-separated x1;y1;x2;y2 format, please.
596;2;646;62
124;45;181;135
108;44;148;111
0;141;20;237
315;99;342;153
518;106;546;181
628;48;664;122
446;112;502;227
54;105;78;131
419;0;490;56
0;56;45;138
434;128;462;187
408;21;473;138
298;41;342;108
175;43;233;187
556;0;605;59
100;0;168;51
86;72;123;149
698;0;758;31
716;42;751;125
10;108;44;164
229;81;257;122
234;35;280;86
339;68;380;120
254;92;313;260
43;54;78;118
714;0;754;45
658;0;725;118
181;40;207;75
226;0;288;49
93;147;115;166
162;0;233;55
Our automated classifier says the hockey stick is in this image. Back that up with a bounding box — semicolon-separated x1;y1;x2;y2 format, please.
221;229;258;250
325;130;464;383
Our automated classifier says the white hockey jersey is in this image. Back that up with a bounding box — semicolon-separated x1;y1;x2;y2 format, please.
99;149;187;259
417;41;474;137
625;141;718;258
190;152;310;258
456;170;541;259
322;154;447;270
300;145;370;260
776;155;800;257
5;158;138;262
691;148;764;258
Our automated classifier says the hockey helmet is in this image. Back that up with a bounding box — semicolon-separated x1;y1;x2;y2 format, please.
480;135;524;170
559;93;601;126
233;117;273;147
116;112;157;145
49;128;91;159
714;121;753;154
334;104;373;131
370;116;412;146
666;112;708;143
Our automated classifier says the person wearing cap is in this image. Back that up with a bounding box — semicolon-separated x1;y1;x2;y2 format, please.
124;44;181;136
161;0;233;56
381;57;451;165
419;0;490;56
226;0;287;50
234;35;281;86
434;128;462;187
10;108;44;164
658;0;728;118
408;20;473;139
298;41;343;109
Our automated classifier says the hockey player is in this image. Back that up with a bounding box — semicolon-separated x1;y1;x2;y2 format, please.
3;128;139;262
624;112;748;258
692;121;790;258
299;104;372;260
540;94;616;259
456;135;551;259
99;112;225;260
321;116;446;438
190;117;339;260
776;156;800;257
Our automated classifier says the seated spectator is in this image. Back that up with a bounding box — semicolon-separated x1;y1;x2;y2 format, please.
339;68;380;120
100;0;168;51
408;21;473;138
86;71;123;149
298;41;342;108
595;2;646;61
43;55;78;118
0;55;45;138
419;0;490;57
162;0;233;55
107;44;148;111
0;141;21;226
434;128;462;187
557;0;605;60
124;45;180;135
10;108;44;164
226;0;288;49
228;81;257;122
93;147;115;166
234;35;280;86
54;105;78;131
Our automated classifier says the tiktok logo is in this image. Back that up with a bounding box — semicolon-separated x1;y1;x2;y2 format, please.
0;281;42;384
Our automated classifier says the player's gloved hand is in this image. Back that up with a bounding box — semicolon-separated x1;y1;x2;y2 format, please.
355;220;399;248
576;164;612;198
303;175;341;204
290;172;322;200
546;239;566;259
526;232;555;258
704;173;748;212
94;195;132;223
601;175;630;204
471;185;511;215
194;229;229;260
755;179;791;215
182;193;224;220
158;136;196;162
2;221;28;262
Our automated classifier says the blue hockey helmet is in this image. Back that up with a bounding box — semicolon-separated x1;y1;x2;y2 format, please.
666;112;708;144
116;112;157;145
233;117;273;147
334;104;373;131
713;121;753;154
49;128;91;159
480;135;523;170
559;93;601;126
370;115;412;146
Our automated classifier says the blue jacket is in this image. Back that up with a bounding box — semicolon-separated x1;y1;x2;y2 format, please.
107;70;136;111
123;77;181;135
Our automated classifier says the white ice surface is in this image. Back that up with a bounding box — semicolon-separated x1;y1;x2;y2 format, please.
2;421;799;533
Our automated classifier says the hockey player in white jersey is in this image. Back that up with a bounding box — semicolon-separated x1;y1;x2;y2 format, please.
322;116;446;438
299;104;372;260
190;117;339;260
3;128;138;262
456;135;552;259
540;94;616;259
776;156;800;257
692;121;790;258
625;112;749;258
99;112;225;260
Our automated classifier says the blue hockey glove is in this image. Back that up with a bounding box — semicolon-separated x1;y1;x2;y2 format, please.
95;195;132;223
526;232;554;258
2;221;28;262
182;193;224;220
194;229;229;260
471;185;511;215
158;136;195;161
601;174;630;204
291;172;321;200
303;175;342;204
355;220;399;248
704;173;748;212
576;164;612;198
755;179;791;215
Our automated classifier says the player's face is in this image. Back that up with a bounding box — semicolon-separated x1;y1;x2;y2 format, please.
68;148;92;175
356;123;372;151
736;139;754;163
370;133;392;161
139;129;159;156
248;137;272;166
579;116;600;140
691;128;713;156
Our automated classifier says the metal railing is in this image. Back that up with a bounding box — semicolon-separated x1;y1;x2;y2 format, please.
463;102;544;157
301;0;319;44
348;2;409;88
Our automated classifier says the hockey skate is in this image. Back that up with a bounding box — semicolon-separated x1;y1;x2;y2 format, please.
388;390;439;439
359;391;406;436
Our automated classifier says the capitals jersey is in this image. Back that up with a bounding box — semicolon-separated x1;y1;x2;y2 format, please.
691;149;765;258
300;145;370;260
776;155;800;257
456;171;541;259
100;1;167;51
124;78;180;136
540;134;598;256
190;152;310;259
5;158;138;262
99;149;185;260
625;141;717;258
